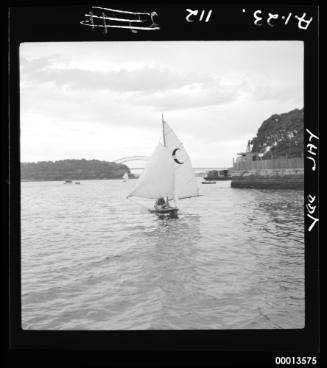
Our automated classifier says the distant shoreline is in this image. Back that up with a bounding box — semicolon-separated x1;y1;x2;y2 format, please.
21;178;135;182
20;159;134;182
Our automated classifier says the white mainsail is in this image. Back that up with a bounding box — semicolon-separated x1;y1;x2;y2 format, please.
127;142;175;199
127;117;199;203
162;119;199;200
123;172;128;180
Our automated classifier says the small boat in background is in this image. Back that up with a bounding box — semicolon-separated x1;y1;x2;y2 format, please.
64;180;73;184
202;181;216;184
75;182;81;184
203;169;231;181
122;172;128;182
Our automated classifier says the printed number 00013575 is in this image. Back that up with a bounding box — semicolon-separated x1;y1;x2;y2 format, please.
275;357;317;365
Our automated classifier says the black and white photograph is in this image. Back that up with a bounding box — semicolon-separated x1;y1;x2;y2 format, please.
20;40;305;331
7;4;319;362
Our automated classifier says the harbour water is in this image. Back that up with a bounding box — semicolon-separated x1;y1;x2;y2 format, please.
21;179;304;330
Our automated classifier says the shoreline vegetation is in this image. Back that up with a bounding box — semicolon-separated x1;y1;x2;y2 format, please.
21;159;136;182
230;108;304;189
250;108;303;159
21;178;133;182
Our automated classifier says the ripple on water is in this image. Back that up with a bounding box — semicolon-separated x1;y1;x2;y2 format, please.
21;180;304;330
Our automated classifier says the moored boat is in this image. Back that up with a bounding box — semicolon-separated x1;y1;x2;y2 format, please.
122;172;128;182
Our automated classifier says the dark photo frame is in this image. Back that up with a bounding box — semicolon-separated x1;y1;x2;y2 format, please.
7;2;319;366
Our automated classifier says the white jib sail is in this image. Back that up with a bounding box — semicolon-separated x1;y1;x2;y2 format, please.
127;142;175;199
163;120;199;199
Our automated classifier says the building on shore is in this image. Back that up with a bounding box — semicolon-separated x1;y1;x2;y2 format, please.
230;141;304;189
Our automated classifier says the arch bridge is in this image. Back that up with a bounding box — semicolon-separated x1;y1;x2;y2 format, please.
114;156;228;176
114;156;149;165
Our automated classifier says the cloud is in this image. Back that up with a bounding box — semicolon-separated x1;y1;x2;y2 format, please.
20;57;242;113
132;81;242;110
21;56;300;116
19;42;303;164
21;57;212;93
20;54;61;73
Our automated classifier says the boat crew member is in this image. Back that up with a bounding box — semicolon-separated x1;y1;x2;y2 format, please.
154;197;168;210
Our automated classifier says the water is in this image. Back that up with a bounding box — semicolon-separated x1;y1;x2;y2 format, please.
21;179;304;330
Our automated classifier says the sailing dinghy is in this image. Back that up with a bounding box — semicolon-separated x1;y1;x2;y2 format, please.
127;115;200;215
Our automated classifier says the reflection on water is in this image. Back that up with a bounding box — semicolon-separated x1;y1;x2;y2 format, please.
21;180;304;330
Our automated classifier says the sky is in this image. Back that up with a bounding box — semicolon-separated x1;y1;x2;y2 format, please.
20;41;303;168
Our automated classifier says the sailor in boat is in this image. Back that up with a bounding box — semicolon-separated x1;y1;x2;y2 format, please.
154;197;169;211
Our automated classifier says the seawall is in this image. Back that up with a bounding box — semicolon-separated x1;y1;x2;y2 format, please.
230;168;304;189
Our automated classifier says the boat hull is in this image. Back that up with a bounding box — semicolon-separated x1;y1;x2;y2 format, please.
149;208;179;215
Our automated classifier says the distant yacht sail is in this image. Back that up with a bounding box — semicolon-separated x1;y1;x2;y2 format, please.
127;115;199;214
123;172;128;181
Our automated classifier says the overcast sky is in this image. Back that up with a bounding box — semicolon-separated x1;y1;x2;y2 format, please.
20;41;303;168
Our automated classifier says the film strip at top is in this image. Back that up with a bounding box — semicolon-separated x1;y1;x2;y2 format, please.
80;6;160;33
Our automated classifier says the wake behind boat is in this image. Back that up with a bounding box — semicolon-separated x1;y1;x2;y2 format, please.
127;115;200;216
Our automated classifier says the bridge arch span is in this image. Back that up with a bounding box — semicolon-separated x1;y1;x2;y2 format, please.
114;156;149;165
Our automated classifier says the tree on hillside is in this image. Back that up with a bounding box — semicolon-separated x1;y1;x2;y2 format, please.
250;108;303;159
21;159;131;181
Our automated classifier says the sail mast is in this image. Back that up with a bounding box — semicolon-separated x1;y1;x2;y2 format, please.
162;113;166;147
162;113;171;205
